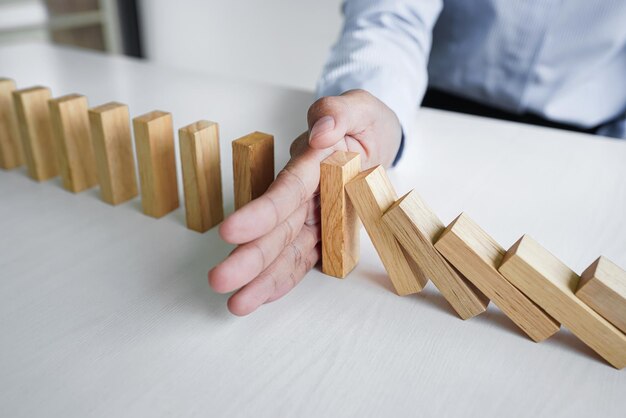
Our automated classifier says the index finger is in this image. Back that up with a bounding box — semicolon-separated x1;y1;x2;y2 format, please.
220;145;334;244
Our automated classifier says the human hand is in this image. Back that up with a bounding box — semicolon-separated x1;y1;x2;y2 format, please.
209;89;403;315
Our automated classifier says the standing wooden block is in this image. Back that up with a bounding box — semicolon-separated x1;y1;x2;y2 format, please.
320;151;361;278
232;131;274;209
12;86;58;181
179;120;224;232
132;110;179;218
89;102;138;205
434;214;559;342
345;165;427;295
576;256;626;334
499;236;626;369
48;94;98;193
383;191;489;319
0;78;23;169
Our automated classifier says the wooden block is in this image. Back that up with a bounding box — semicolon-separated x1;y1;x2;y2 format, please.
232;131;274;209
383;191;489;319
345;165;427;295
0;78;23;169
434;213;559;341
48;94;98;192
89;102;138;205
320;151;361;278
179;120;224;232
576;256;626;334
12;86;58;181
499;235;626;369
132;110;179;218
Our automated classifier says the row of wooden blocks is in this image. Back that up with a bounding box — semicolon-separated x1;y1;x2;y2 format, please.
0;78;275;232
320;151;626;369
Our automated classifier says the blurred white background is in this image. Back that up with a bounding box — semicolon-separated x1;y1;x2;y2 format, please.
138;0;343;91
0;0;344;91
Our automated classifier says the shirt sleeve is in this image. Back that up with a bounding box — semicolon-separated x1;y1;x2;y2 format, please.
316;0;443;162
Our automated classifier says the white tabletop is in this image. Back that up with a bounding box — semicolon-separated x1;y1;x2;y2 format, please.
1;43;625;418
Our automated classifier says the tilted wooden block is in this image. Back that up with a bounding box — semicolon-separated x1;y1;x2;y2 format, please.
434;213;559;341
345;165;428;295
89;102;138;205
179;120;224;233
232;131;274;209
320;151;361;278
48;94;98;193
383;191;489;319
12;86;58;181
576;256;626;334
0;78;23;169
133;110;179;218
499;235;626;369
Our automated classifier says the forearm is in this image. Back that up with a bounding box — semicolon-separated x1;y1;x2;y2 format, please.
317;0;443;147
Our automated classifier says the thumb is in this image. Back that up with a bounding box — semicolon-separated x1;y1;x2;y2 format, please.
307;94;357;149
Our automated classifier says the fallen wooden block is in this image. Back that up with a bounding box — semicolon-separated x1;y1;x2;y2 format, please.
48;94;98;193
0;78;23;169
12;86;58;181
435;213;559;341
345;165;427;295
576;256;626;334
499;235;626;369
384;191;489;319
89;102;138;205
320;151;361;278
179;120;224;233
133;110;179;218
232;131;274;209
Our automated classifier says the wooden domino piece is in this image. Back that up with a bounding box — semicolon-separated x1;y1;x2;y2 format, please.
179;120;224;232
434;213;559;341
48;94;98;192
345;165;427;295
88;102;138;205
383;191;489;319
232;131;274;209
132;110;179;218
576;256;626;334
12;86;58;181
320;151;361;278
0;78;23;169
499;235;626;369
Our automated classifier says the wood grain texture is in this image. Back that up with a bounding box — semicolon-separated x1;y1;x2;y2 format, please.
89;102;138;205
232;131;274;209
179;120;224;233
320;151;361;278
3;45;626;417
576;256;626;334
435;213;560;341
132;110;179;218
48;94;98;193
345;165;428;295
499;235;626;369
12;86;58;181
0;78;23;169
383;191;489;319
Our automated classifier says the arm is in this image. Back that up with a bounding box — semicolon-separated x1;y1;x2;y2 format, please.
209;0;442;315
317;0;443;159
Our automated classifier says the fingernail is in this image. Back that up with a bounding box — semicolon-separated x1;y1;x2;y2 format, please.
309;116;335;142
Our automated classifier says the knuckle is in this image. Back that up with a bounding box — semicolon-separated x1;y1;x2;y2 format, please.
289;242;303;267
249;241;267;270
276;166;307;206
281;217;296;248
309;96;341;120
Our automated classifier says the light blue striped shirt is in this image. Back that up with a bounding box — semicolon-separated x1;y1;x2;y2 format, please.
317;0;626;140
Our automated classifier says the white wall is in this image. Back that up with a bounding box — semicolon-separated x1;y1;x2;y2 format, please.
138;0;343;92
